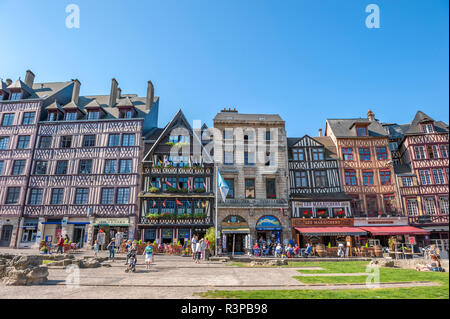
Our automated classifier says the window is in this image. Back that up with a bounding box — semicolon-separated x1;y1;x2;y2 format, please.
379;170;391;185
389;142;398;151
266;179;276;199
312;148;324;161
424;198;436;215
74;188;89;204
292;148;305;161
16;136;30;149
65;112;77;121
178;177;188;190
12;160;26;175
0;137;9;149
10;92;22;100
356;126;368;136
402;177;413;186
245;179;255;199
120;110;134;119
87;111;100;120
344;170;357;186
244;152;255;166
265;152;274;166
55;161;68;175
28;189;43;205
362;171;374;186
6;187;21;204
422;124;434;133
366;195;378;215
350;195;362;216
432;169;445;184
295;171;308;188
383;195;396;214
101;188;115;204
122;134;135;146
0;161;3;175
265;130;272;141
119;159;132;173
108;134;120;147
314;170;328;187
342;148;353;161
116;188;130;204
359;148;371;161
82;135;96;147
419;170;431;185
429;145;440;159
34;161;47;175
414;146;426;160
224;129;233;140
406;199;419;216
1;113;14;126
50;189;64;205
60;136;72;148
224;151;234;165
439;197;449;215
47;112;57;121
39;136;52;149
22;112;35;125
376;147;388;160
78;160;93;174
224;179;234;198
104;160;117;174
440;145;449;158
194;177;205;190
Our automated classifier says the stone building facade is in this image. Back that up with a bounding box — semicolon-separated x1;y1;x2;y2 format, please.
213;109;290;254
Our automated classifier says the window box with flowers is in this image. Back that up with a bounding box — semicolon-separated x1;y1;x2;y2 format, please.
178;213;192;220
334;210;346;218
160;212;175;220
145;213;159;220
148;187;160;193
302;210;313;218
193;188;206;193
316;210;328;218
193;212;206;219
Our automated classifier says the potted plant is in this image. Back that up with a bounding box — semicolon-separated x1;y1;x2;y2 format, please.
194;188;206;193
148;187;160;193
145;213;159;220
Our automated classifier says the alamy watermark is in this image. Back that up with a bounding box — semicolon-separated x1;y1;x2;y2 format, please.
65;264;80;289
66;4;80;29
365;4;380;29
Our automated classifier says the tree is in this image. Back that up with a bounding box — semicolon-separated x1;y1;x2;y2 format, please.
204;227;216;255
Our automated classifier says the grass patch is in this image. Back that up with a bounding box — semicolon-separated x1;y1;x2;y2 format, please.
290;261;369;273
42;260;54;265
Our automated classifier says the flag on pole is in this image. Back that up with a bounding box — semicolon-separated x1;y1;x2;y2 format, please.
187;179;191;190
217;169;229;201
162;201;166;207
152;200;156;208
165;180;173;187
158;159;163;165
176;199;183;206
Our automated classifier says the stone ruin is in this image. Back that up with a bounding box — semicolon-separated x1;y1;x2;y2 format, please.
0;254;48;286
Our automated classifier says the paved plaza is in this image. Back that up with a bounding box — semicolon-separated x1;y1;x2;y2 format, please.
0;249;440;299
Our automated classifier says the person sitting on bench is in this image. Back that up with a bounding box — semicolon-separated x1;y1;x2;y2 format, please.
301;243;312;257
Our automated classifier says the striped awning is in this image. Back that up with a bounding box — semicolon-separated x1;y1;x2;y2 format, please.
358;226;430;236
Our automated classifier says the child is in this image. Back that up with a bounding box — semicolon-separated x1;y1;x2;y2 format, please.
143;242;153;270
93;240;99;258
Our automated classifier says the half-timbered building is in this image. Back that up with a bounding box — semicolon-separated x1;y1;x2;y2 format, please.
288;134;357;247
384;111;449;244
139;110;214;244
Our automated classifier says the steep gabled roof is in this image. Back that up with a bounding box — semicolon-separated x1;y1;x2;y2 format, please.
0;80;10;93
404;110;449;135
326;118;388;138
7;79;38;97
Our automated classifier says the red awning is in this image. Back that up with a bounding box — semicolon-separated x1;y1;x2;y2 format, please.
358;226;430;236
295;227;367;236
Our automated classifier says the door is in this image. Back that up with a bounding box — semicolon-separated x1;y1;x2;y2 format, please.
73;226;85;248
226;234;245;254
0;225;13;247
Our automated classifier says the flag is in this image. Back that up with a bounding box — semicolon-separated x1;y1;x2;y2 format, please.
159;179;162;188
197;201;201;208
203;181;207;190
162;201;166;207
217;169;229;201
152;200;156;208
165;180;172;187
158;159;163;165
187;201;191;208
201;201;207;208
176;199;183;206
187;179;191;190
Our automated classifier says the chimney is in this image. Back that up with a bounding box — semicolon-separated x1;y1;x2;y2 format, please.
6;79;12;86
318;128;323;137
367;109;375;121
146;80;154;110
24;70;35;88
117;87;121;100
72;79;81;104
109;78;118;107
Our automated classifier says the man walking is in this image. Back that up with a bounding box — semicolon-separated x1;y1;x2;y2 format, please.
107;238;116;262
143;242;154;270
56;236;64;254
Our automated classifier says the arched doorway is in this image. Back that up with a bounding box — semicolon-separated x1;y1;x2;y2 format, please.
221;215;249;255
255;215;283;244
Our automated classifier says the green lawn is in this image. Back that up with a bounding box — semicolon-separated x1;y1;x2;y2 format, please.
42;260;54;265
202;261;449;299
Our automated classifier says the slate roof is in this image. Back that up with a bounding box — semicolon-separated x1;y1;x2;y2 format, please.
0;80;10;93
7;79;38;97
214;111;284;124
326;118;388;138
393;164;414;176
312;136;339;160
403;111;449;135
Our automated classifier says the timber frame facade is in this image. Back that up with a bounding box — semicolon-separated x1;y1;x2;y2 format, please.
138;109;215;244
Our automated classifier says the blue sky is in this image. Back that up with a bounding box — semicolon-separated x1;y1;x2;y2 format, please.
0;0;448;136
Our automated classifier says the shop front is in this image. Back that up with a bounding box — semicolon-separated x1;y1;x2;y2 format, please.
220;215;251;255
0;217;19;248
92;217;131;249
255;215;282;244
39;217;91;247
19;218;38;248
141;227;209;245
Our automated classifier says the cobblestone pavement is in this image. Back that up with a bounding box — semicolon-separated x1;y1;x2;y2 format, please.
0;249;440;299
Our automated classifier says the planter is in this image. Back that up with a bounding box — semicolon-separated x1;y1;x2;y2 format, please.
315;244;326;257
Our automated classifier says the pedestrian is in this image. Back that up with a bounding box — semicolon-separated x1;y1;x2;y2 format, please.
93;240;99;258
64;234;70;244
107;238;116;262
56;236;64;254
143;241;154;270
200;238;207;260
275;243;282;258
194;239;201;264
191;235;198;259
204;238;210;260
125;240;132;265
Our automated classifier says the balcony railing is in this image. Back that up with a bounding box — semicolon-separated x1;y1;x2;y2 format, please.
218;198;289;207
143;166;211;175
408;214;449;225
139;215;212;225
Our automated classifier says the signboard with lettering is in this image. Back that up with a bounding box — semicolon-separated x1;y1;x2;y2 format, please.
294;201;350;208
354;217;408;227
418;215;432;224
292;218;354;227
94;218;129;226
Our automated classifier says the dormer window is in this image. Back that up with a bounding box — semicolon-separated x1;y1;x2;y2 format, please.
0;93;3;101
48;112;57;121
65;111;77;121
10;91;22;101
87;111;100;120
119;109;135;119
422;124;434;134
356;126;368;137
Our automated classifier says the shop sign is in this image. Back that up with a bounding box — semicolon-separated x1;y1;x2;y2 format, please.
418;215;432;224
291;218;353;227
61;218;68;227
94;218;129;226
409;237;416;245
256;216;282;230
221;215;248;228
294;201;350;208
354;217;408;227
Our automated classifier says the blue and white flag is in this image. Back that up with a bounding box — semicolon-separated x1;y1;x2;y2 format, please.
217;168;229;202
